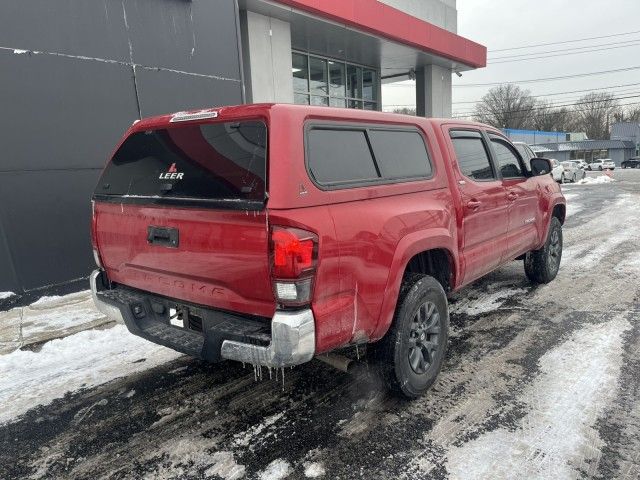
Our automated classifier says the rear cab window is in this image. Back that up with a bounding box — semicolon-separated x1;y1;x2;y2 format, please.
94;120;267;208
305;124;432;189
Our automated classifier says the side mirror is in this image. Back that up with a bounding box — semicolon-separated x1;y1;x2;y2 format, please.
530;158;552;176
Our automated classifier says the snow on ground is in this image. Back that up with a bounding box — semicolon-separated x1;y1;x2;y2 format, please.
561;192;583;218
573;175;616;185
0;325;182;425
0;292;15;300
259;459;292;480
304;462;326;478
450;287;526;317
445;316;631;479
0;290;112;353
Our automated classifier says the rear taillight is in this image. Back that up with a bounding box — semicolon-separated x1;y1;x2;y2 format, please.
90;200;103;269
270;226;318;307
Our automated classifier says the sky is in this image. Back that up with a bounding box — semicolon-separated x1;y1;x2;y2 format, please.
381;0;640;117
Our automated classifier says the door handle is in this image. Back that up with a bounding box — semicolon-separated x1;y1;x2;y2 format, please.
466;200;482;210
507;192;518;201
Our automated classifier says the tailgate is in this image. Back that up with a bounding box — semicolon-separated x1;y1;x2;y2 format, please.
92;118;275;318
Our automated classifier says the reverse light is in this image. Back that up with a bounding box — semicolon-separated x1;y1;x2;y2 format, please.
270;226;318;307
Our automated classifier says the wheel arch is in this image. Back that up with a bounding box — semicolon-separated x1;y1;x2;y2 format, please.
372;229;458;342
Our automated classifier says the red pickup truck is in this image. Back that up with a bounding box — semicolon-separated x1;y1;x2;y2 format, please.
90;104;565;398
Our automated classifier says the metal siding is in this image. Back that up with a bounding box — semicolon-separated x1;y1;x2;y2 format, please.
0;0;243;294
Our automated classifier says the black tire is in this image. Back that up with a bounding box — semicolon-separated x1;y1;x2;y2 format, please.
599;166;603;171
524;217;563;284
572;173;577;183
371;274;449;399
560;173;565;184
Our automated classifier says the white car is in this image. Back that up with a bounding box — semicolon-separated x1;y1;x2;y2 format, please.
549;158;565;183
588;159;615;170
571;159;588;170
561;161;586;183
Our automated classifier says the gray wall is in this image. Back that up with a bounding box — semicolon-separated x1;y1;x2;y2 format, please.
0;0;243;295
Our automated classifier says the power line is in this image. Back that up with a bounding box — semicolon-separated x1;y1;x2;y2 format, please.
388;89;640;109
451;82;640;104
453;66;640;88
451;93;640;117
488;41;640;64
489;29;640;53
489;38;640;60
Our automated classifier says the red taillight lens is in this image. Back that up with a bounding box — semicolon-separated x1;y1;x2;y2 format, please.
270;226;318;307
271;227;317;279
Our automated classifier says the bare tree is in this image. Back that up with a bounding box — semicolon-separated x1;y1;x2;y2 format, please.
532;101;574;132
572;92;621;139
614;106;640;123
393;107;417;116
473;84;536;129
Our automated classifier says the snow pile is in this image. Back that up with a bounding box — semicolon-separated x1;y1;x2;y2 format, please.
445;316;630;479
0;290;113;352
0;325;181;425
0;292;15;300
574;175;615;185
304;462;326;478
259;459;292;480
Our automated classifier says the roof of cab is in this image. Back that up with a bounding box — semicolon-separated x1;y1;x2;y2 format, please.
128;103;494;133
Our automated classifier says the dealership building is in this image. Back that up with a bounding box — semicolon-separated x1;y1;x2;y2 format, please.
0;0;485;298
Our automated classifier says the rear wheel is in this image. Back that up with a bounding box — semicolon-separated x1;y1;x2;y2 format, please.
524;217;563;284
372;274;449;399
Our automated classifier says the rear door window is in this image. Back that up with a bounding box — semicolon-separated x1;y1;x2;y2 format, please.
95;120;267;204
450;131;496;181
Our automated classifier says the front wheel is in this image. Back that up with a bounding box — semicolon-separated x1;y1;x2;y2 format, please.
599;166;603;171
372;274;449;399
524;217;563;284
572;173;577;183
560;173;565;184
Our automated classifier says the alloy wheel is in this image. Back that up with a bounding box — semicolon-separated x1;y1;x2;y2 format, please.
408;302;441;375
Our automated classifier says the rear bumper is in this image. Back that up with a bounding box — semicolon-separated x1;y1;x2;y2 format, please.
90;270;315;368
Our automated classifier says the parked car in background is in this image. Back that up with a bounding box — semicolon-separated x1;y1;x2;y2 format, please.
549;159;565;183
570;159;588;170
602;159;616;170
561;161;586;183
89;104;566;399
588;159;604;171
621;157;640;168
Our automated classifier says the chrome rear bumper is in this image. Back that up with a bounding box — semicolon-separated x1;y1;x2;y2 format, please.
220;309;315;368
90;270;124;324
90;270;316;368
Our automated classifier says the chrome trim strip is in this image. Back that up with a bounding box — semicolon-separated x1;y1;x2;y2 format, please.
169;110;219;122
221;309;315;368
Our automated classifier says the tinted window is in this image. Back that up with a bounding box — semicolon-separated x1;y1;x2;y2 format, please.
492;140;525;178
368;130;432;179
451;136;495;180
96;121;267;201
516;144;534;160
307;128;379;185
